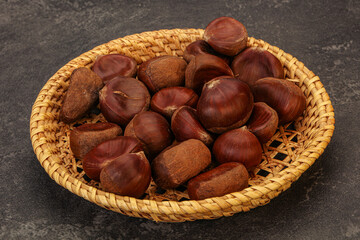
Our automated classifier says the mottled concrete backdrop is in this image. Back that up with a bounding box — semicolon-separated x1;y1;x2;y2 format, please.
1;0;359;239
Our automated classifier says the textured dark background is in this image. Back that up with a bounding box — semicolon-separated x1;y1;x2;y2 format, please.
1;0;360;239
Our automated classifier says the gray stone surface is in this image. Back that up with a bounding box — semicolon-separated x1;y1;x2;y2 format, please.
1;0;359;239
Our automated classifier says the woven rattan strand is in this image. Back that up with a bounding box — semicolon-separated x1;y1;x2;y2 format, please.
30;29;335;222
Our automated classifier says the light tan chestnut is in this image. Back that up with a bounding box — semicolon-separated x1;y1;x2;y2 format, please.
60;67;104;123
247;102;278;143
187;162;249;200
252;77;306;125
171;106;213;146
152;139;211;189
137;56;187;93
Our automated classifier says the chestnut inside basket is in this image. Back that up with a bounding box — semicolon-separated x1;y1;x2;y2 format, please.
30;29;335;222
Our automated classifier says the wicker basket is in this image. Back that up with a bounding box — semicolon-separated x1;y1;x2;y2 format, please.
30;29;335;222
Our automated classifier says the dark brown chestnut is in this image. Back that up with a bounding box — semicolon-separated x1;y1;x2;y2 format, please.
152;139;211;189
60;67;104;123
82;136;143;181
204;16;248;56
185;53;234;93
212;127;262;170
70;122;122;159
124;111;173;158
137;56;187;93
187;162;249;200
100;151;151;198
247;102;278;143
171;106;213;146
197;77;254;134
183;40;231;64
231;47;285;88
150;87;199;119
92;54;137;83
99;76;150;127
252;77;306;125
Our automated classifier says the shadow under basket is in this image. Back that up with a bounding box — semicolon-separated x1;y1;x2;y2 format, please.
30;29;335;222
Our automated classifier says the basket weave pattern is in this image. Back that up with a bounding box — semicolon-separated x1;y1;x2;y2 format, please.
30;29;335;222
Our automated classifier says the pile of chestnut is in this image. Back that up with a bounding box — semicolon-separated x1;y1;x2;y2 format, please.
60;17;306;200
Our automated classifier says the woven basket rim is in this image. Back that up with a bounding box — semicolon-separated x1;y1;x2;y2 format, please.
30;28;335;222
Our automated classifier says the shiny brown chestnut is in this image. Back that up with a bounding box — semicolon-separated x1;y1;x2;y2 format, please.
204;16;248;56
247;102;278;143
152;139;211;189
197;77;254;134
252;77;306;125
60;67;104;123
92;54;137;83
124;111;173;158
99;76;150;127
137;56;187;93
171;106;213;146
100;151;151;198
150;87;199;119
185;53;234;93
212;127;262;170
187;162;249;200
82;136;143;181
183;40;231;64
231;47;285;88
70;122;122;159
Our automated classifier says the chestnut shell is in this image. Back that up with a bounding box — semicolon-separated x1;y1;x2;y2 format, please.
70;122;122;159
183;40;231;64
197;77;254;134
204;16;248;56
252;77;306;125
247;102;279;143
171;106;213;146
231;47;285;88
92;54;137;83
124;111;173;158
100;151;151;198
82;136;143;181
150;87;199;119
185;53;233;93
99;76;150;127
212;127;262;170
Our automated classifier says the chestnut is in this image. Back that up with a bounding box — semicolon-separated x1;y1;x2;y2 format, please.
204;16;248;56
247;102;278;143
124;111;173;158
137;56;187;93
152;139;211;189
231;47;285;88
185;53;234;93
171;106;213;146
82;136;143;181
150;87;199;119
60;67;104;123
99;76;150;127
183;40;231;64
70;122;122;159
197;77;254;134
187;162;249;200
100;151;151;198
252;77;306;125
212;127;262;171
92;54;137;83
